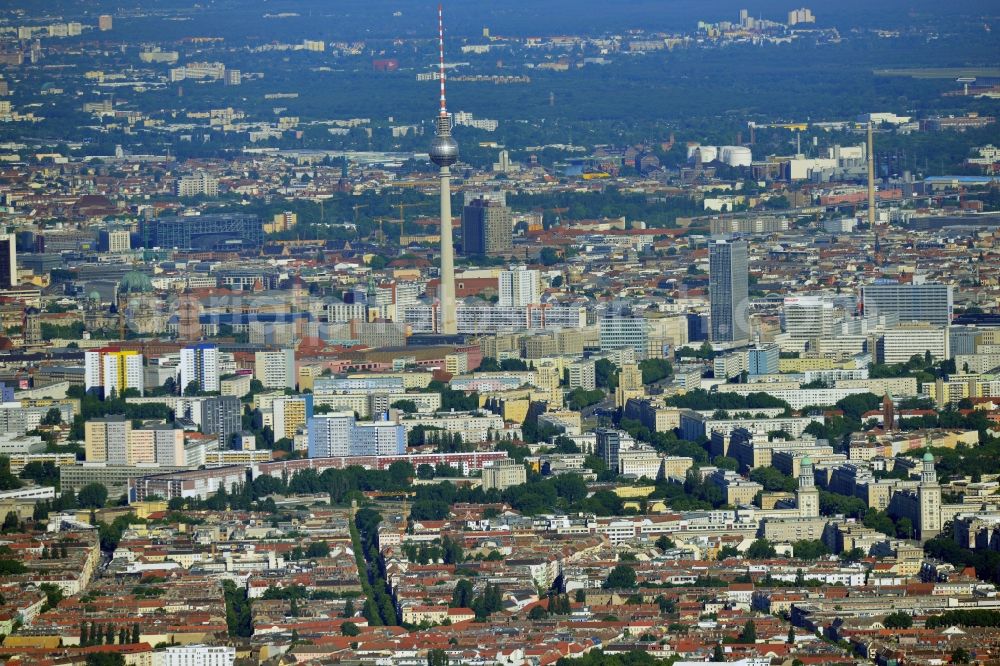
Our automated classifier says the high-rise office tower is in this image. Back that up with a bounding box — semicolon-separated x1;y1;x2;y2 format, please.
861;283;953;327
0;234;16;289
462;197;512;256
709;239;750;343
498;266;540;307
180;343;219;393
783;295;840;340
98;14;113;31
428;5;458;335
599;312;648;358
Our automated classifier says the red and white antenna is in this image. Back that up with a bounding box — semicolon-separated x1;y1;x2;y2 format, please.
438;4;447;118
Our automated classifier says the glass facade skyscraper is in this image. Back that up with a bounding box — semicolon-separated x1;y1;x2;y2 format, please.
709;239;749;343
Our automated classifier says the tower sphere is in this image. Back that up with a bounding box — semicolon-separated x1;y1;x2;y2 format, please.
430;134;459;167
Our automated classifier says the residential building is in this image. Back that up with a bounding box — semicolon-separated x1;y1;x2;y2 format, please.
498;266;540;307
130;466;247;502
148;426;187;466
84;348;144;398
307;413;404;458
615;363;644;409
272;395;313;442
61;463;186;496
748;344;780;376
306;412;352;459
221;374;252;397
787;7;815;24
403;304;586;334
351;420;406;456
567;360;596;390
797;456;819;518
254;349;296;389
681;412;822;441
445;352;468;375
623;399;684;433
710;469;763;506
887;452;943;541
714;351;747;380
180;343;220;393
176;172;219;198
709;386;870;410
879;324;950;364
156;644;236;666
522;334;557;359
84;417;131;465
481;459;527;490
618;446;661;479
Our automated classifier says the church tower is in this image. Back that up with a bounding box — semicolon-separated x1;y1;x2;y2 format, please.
176;287;202;342
797;456;819;518
918;450;942;540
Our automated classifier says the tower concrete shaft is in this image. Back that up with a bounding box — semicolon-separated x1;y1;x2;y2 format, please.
438;164;457;334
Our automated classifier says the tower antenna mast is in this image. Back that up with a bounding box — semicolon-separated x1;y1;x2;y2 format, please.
438;4;447;119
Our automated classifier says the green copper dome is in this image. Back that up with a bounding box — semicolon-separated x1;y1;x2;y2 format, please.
119;270;154;294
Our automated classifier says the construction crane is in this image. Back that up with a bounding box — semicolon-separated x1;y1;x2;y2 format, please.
352;203;368;222
372;217;396;243
351;203;368;227
395;201;430;240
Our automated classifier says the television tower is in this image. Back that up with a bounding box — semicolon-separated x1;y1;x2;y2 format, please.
867;121;876;227
867;120;879;259
429;4;458;335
